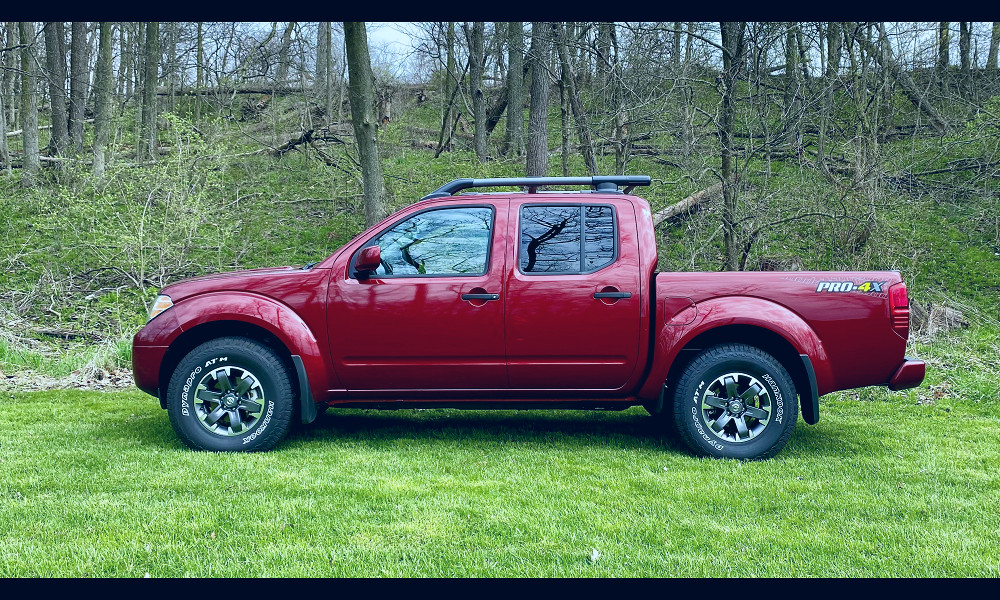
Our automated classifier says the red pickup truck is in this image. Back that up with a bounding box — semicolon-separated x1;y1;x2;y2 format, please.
132;176;924;459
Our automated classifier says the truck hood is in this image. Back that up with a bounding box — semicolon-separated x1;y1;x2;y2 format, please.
160;266;311;301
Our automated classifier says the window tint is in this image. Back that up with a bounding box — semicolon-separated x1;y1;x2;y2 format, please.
519;205;616;274
369;207;493;277
520;206;581;273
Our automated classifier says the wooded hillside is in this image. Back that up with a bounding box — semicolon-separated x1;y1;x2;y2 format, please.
0;22;997;381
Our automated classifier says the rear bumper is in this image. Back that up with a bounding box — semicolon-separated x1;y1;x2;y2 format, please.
888;357;925;391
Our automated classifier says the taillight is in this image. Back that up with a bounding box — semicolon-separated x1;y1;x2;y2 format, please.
889;282;909;338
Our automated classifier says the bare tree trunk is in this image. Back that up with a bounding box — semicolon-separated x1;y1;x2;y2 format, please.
526;22;550;177
784;22;803;148
195;22;203;121
2;23;15;126
685;22;695;63
93;22;113;178
135;22;145;99
19;22;39;187
672;21;682;67
817;22;842;172
43;22;69;158
118;23;129;98
0;68;8;174
165;22;177;112
596;22;612;88
69;21;89;153
315;21;327;103
133;22;144;147
556;22;597;175
559;61;569;176
938;22;950;88
323;23;333;123
505;22;524;157
433;22;459;155
344;22;388;228
960;21;971;95
989;23;1000;71
467;22;486;161
276;22;295;87
140;22;159;162
336;34;348;125
959;22;970;72
720;21;746;271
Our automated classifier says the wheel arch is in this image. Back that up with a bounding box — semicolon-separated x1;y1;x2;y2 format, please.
660;324;820;425
158;320;296;409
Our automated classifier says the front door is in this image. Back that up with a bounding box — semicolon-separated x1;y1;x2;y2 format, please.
327;201;508;394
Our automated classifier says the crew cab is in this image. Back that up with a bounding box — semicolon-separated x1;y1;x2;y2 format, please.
132;176;925;459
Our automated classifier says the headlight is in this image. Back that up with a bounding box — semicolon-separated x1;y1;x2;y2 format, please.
148;294;173;322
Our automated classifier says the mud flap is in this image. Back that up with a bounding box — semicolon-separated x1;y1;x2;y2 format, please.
291;355;318;424
799;354;820;425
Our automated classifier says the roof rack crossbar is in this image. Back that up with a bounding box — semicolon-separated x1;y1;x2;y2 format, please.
420;175;651;200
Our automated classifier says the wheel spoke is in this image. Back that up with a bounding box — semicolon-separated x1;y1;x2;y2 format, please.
711;413;732;433
196;389;221;404
235;375;254;396
229;409;243;433
703;395;728;410
724;376;738;399
205;405;227;426
734;415;750;439
241;398;263;414
740;383;763;402
744;406;768;420
215;369;232;392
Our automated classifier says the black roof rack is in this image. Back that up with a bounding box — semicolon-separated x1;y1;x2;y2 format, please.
420;175;652;200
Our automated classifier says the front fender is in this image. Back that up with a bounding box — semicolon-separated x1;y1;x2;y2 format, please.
639;296;832;401
170;291;337;401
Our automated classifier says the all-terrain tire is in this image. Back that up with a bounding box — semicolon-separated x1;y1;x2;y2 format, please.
671;344;797;460
165;336;295;452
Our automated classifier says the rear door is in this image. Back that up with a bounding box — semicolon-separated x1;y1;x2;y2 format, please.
327;200;509;393
504;198;642;391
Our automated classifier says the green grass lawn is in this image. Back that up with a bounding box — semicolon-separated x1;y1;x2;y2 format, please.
1;386;998;577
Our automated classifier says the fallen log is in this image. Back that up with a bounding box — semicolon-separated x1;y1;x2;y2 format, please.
7;119;94;137
652;179;732;226
270;129;346;158
155;85;308;97
271;130;312;157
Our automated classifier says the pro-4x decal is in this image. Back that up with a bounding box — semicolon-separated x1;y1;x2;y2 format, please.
816;280;887;293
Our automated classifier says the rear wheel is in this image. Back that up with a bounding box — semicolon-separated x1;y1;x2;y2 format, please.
671;344;797;460
165;336;295;452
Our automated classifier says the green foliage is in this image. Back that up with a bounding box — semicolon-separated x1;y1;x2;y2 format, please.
2;84;998;377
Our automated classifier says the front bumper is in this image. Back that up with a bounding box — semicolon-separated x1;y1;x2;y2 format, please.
132;309;183;398
888;357;925;391
132;343;168;397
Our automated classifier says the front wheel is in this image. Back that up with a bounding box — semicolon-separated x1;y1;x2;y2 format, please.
165;336;295;452
671;344;797;460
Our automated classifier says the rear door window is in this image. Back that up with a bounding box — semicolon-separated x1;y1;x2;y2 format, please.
519;205;616;274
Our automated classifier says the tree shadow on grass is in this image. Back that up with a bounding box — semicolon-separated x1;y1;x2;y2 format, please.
288;407;689;454
102;404;849;458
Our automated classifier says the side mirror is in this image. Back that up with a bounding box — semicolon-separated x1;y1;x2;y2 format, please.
355;245;381;279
